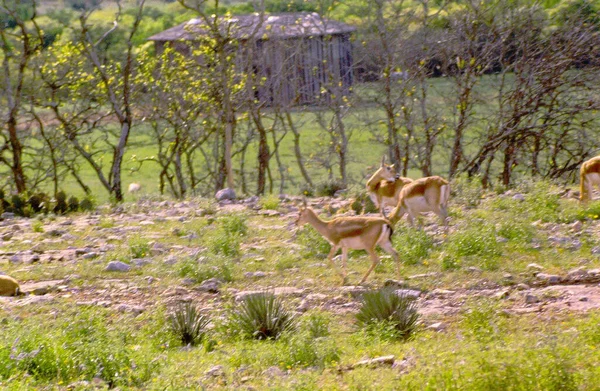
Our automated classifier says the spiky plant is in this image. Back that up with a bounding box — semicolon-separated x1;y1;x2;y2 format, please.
169;302;210;346
68;196;80;212
229;292;297;340
356;288;420;341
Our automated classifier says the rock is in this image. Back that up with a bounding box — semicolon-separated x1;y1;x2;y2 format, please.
516;283;531;291
164;255;178;265
215;188;236;201
1;232;12;241
105;261;131;272
181;278;195;286
0;275;20;296
339;285;367;298
116;304;145;315
426;322;446;332
235;287;304;301
526;263;544;272
567;267;587;280
588;269;600;276
205;365;225;377
592;247;600;256
198;278;222;293
132;258;152;267
496;236;508;243
263;366;285;377
536;273;561;284
353;355;395;368
408;272;440;280
46;229;66;237
466;266;482;273
571;221;583;232
579;297;589;302
568;240;582;251
495;290;510;299
82;252;99;260
395;289;421;299
62;233;77;241
383;279;406;288
503;273;513;280
2;212;15;219
512;193;525;202
244;271;267;279
525;294;540;304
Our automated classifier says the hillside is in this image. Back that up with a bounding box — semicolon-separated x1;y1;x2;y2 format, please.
1;179;600;389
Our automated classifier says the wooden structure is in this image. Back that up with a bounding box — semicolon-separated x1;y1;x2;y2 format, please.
148;12;356;106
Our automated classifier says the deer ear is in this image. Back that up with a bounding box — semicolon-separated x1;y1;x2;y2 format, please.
381;156;386;167
390;164;395;169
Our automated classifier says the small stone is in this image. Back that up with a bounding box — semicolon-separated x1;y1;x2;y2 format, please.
496;236;508;243
82;252;99;260
339;285;367;298
526;263;544;271
592;247;600;256
536;273;561;284
571;221;583;232
426;322;446;332
495;290;510;299
205;365;225;377
568;240;582;251
1;232;12;241
105;261;131;272
244;271;267;279
116;304;145;315
567;267;587;279
525;294;540;304
516;283;530;290
181;278;195;286
198;278;221;293
164;255;178;265
466;266;482;273
263;366;285;377
512;193;525;202
408;272;440;280
395;289;421;299
353;355;395;368
132;258;152;267
579;297;589;302
503;273;513;280
215;188;236;201
383;279;406;288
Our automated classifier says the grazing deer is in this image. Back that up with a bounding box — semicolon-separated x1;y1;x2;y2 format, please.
389;176;450;228
366;157;413;214
296;200;399;284
580;156;600;203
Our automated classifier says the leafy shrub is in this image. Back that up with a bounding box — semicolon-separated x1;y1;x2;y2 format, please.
440;252;460;270
129;237;150;258
315;179;345;197
68;196;79;212
356;288;419;341
497;219;534;243
219;214;248;237
299;183;314;197
53;191;68;214
275;254;298;271
228;292;297;340
32;220;44;233
79;197;95;211
178;256;233;283
169;302;210;346
452;174;483;208
446;221;501;259
296;225;330;259
259;194;280;210
28;193;49;213
461;300;502;343
394;226;434;265
282;333;340;368
302;311;331;339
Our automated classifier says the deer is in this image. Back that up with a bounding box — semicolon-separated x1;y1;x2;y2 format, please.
388;176;450;229
366;156;413;214
296;199;400;285
0;275;21;296
580;156;600;203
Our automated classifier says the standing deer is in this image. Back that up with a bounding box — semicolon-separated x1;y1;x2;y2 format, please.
296;200;399;284
580;156;600;203
366;157;413;214
389;176;450;228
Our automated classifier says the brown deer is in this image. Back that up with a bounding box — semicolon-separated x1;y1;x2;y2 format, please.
389;176;450;228
296;200;399;284
366;157;413;214
580;156;600;203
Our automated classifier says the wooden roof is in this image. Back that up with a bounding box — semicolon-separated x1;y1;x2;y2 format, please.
148;12;356;42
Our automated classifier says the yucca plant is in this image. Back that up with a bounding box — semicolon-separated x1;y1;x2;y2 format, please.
169;302;210;346
356;288;420;341
229;292;297;340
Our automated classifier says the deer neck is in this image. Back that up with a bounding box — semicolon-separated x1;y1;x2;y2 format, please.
304;209;334;241
366;171;384;192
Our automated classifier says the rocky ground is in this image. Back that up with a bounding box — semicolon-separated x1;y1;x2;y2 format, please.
2;193;600;329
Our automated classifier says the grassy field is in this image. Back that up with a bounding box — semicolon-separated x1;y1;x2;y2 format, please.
1;179;600;389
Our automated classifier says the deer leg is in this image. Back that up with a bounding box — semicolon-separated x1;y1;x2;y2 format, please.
359;249;380;285
379;241;400;279
327;244;345;279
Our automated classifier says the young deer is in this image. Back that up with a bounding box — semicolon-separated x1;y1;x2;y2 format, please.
389;176;450;228
366;157;413;214
296;201;399;284
580;156;600;203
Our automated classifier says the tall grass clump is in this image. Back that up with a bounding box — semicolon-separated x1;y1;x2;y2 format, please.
296;225;330;259
178;256;233;283
461;299;503;343
169;302;210;346
445;220;501;266
393;226;434;265
205;213;248;256
356;288;419;341
228;292;297;340
452;174;484;208
497;219;534;243
129;236;150;258
259;194;280;210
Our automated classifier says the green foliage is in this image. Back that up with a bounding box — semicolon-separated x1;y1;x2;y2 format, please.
299;183;315;197
79;197;95;211
446;220;501;260
53;191;68;215
68;196;80;212
275;254;298;271
315;180;345;197
393;226;434;265
281;332;340;368
452;175;484;208
129;237;150;258
302;311;331;339
178;256;233;283
497;219;534;243
31;220;44;233
169;302;210;346
461;300;503;343
259;194;280;210
296;225;331;259
28;193;48;214
356;289;419;341
440;252;461;271
228;292;297;340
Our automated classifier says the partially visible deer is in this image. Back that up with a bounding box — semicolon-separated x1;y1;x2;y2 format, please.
580;156;600;203
296;199;399;284
366;157;413;214
389;176;450;228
